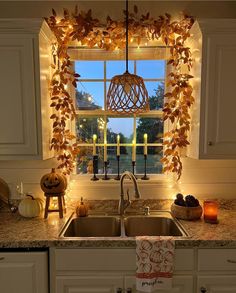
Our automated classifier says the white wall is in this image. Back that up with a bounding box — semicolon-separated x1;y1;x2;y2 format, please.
1;1;236;200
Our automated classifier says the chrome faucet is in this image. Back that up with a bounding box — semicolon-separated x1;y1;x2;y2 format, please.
118;171;141;216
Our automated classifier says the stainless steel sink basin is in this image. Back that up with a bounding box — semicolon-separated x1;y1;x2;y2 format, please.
62;216;121;237
60;211;188;238
124;215;185;237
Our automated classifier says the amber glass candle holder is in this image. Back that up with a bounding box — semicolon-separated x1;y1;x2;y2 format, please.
203;200;219;224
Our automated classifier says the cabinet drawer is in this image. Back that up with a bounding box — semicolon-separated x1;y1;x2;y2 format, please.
54;248;194;272
198;249;236;271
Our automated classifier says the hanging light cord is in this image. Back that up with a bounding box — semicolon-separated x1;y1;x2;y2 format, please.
125;0;129;73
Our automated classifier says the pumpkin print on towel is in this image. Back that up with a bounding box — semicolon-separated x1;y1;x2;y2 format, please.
163;251;174;264
139;250;149;262
150;250;164;264
153;263;161;273
140;262;152;273
141;239;153;251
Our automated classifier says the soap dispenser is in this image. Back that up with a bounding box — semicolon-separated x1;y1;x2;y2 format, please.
76;197;88;217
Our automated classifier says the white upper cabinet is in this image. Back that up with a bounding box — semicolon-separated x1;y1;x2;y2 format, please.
0;19;54;160
187;19;236;159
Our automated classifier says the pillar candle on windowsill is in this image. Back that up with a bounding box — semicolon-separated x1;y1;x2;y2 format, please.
93;134;97;156
132;140;136;162
144;133;148;155
104;141;107;162
117;135;120;156
203;200;218;223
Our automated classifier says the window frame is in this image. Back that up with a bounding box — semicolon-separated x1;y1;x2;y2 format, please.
69;47;169;179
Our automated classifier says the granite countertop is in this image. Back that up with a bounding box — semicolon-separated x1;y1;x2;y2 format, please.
1;199;236;249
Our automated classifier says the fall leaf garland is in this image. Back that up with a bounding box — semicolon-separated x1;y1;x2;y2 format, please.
45;6;194;178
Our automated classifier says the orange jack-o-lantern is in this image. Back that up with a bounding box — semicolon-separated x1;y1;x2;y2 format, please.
40;168;67;194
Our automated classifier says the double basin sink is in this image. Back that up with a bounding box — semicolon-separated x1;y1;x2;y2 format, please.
60;211;188;238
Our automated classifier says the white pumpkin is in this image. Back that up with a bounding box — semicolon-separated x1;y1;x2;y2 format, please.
18;194;42;218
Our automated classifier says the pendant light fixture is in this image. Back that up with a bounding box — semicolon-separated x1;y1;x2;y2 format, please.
107;0;149;114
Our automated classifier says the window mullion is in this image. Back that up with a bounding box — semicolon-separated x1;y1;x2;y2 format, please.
104;61;107;111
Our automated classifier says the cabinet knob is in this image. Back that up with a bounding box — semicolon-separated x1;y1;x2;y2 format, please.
208;141;213;146
200;287;207;293
0;257;5;261
116;288;123;293
126;288;132;293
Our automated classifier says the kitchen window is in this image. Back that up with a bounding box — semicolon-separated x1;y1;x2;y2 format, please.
72;49;166;176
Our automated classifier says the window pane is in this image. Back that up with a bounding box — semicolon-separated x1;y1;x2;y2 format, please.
136;60;165;79
136;118;163;144
106;61;134;79
136;146;163;174
76;117;104;143
77;147;93;174
107;117;134;143
75;61;104;79
145;81;165;110
76;82;104;109
77;147;104;174
107;149;133;174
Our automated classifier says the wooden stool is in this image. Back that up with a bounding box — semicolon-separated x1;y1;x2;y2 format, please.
44;192;66;219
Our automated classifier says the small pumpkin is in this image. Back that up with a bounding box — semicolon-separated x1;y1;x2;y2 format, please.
18;194;42;218
40;168;67;194
76;197;88;217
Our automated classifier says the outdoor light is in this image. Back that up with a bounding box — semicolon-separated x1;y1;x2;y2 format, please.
107;0;149;114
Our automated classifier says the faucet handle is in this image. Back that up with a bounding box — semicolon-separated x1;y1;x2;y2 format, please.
144;206;150;216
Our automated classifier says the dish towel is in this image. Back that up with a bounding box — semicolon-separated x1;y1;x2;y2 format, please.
136;236;175;292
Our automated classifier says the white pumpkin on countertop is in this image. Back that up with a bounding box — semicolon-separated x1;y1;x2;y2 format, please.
18;194;43;218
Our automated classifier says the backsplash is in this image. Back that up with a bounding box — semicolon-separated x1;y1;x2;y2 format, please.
1;157;236;200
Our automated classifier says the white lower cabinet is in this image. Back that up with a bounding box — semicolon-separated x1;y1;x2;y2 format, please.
0;251;48;293
197;249;236;293
197;276;236;293
51;248;194;293
56;276;123;293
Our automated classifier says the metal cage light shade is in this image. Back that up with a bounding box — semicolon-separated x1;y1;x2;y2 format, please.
106;0;149;114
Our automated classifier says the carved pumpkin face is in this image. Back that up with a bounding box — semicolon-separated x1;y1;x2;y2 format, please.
40;168;67;194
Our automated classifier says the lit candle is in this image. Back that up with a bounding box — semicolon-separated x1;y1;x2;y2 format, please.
132;140;136;162
203;200;218;223
144;133;148;155
117;135;120;156
104;141;107;162
93;134;97;156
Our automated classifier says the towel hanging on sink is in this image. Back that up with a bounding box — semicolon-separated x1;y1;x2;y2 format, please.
136;236;175;292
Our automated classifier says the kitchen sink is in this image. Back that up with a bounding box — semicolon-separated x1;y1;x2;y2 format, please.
62;216;121;237
124;215;184;237
60;211;188;238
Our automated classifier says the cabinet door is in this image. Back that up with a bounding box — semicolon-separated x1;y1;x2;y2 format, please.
56;275;123;293
0;35;38;158
198;276;236;293
200;33;236;158
0;251;48;293
124;275;193;293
